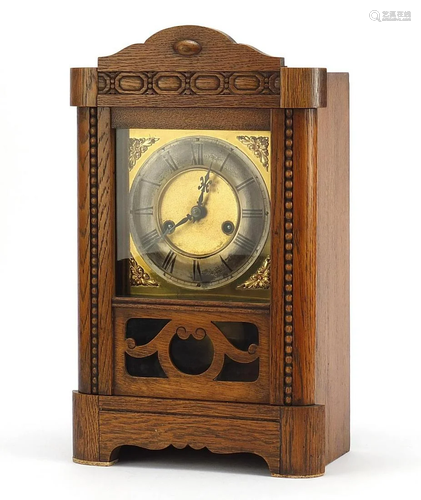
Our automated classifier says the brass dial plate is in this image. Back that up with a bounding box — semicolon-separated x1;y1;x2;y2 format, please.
116;128;271;300
158;168;240;258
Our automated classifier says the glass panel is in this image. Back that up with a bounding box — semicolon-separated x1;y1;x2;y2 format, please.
169;334;214;375
216;357;259;382
115;128;271;302
125;352;167;378
213;321;258;350
126;318;170;345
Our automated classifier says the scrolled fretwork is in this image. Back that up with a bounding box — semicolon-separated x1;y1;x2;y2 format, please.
126;320;260;381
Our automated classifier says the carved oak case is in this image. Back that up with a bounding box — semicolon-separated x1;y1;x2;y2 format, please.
71;26;350;477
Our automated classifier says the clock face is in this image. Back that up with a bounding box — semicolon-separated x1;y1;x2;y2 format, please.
129;136;270;290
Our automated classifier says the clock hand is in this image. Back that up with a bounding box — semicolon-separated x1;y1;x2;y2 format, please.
197;164;212;208
160;213;193;239
172;214;193;230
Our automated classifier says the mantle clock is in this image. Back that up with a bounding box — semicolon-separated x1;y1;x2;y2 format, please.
71;26;349;477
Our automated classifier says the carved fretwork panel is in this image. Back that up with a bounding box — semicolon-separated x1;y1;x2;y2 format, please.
113;300;270;403
98;71;280;97
125;319;260;382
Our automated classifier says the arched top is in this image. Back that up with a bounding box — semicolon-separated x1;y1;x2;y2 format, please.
145;25;237;46
98;25;284;72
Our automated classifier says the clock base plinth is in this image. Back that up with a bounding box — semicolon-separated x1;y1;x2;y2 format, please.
73;391;327;478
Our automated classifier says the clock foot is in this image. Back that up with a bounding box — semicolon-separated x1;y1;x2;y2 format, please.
270;472;325;479
73;458;118;467
276;405;326;478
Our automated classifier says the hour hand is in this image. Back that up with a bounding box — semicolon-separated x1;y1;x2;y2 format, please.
173;214;192;230
161;213;192;239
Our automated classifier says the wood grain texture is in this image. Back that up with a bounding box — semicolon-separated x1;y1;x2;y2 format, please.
292;109;318;405
97;94;280;108
98;26;283;71
73;392;327;476
280;68;327;109
77;108;91;394
279;405;325;477
97;107;115;395
269;109;285;404
71;68;98;107
99;410;280;474
315;73;350;463
112;296;269;311
98;395;281;421
111;107;270;130
73;391;99;462
113;304;270;403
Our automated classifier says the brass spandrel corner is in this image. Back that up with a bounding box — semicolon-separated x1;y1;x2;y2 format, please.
129;137;160;170
130;257;159;287
237;136;269;171
237;257;270;290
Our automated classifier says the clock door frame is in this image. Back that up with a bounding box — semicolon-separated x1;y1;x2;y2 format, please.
112;106;273;404
75;108;322;408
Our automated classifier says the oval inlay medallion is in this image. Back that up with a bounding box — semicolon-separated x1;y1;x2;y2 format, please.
173;39;202;56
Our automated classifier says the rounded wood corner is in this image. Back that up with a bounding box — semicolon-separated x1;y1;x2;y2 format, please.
70;68;98;107
280;67;327;108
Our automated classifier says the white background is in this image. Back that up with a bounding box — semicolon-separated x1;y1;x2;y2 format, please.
1;1;420;498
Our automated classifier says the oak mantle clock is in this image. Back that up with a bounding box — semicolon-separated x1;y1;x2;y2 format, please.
71;26;349;477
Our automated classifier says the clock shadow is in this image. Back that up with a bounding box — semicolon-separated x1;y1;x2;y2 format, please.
117;445;269;476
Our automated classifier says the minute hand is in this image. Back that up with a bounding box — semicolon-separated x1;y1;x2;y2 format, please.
197;165;212;207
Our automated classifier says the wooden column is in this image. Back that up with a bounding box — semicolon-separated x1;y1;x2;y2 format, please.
72;68;99;395
77;107;92;394
270;108;285;404
97;107;115;395
291;109;318;405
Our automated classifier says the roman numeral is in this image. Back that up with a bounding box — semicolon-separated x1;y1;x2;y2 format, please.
235;177;255;192
192;141;204;165
192;259;202;281
220;256;233;272
162;250;177;273
163;152;178;171
219;152;231;171
233;233;256;254
132;206;153;216
140;229;160;250
242;208;263;218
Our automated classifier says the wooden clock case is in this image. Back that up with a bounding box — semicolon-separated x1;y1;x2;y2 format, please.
70;26;349;477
